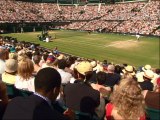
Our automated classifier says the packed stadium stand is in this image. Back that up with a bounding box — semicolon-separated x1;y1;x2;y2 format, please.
0;0;159;35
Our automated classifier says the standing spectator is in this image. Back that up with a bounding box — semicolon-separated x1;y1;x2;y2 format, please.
3;68;74;120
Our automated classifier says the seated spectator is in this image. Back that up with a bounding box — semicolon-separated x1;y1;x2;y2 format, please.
39;53;48;67
3;68;74;120
138;70;154;91
136;64;152;82
15;58;35;92
2;59;18;84
0;47;6;74
63;61;100;115
122;65;136;77
32;55;41;74
8;52;18;60
91;71;111;98
105;64;121;87
57;59;72;85
0;81;8;119
91;71;111;119
42;55;55;68
142;77;160;110
64;56;75;77
105;78;145;120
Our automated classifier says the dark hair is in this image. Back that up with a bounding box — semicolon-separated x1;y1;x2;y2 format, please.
66;56;75;68
33;55;41;64
57;59;67;70
26;52;32;59
43;54;48;61
96;71;106;85
115;65;122;74
35;68;61;93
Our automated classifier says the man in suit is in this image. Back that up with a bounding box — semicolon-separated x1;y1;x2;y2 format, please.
3;67;74;120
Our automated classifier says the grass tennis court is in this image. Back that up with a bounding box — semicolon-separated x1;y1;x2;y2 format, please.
1;30;159;67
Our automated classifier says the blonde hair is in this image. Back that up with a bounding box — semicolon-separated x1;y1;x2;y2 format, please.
110;78;145;119
18;58;34;80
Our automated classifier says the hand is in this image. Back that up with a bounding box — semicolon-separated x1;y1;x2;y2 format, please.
63;108;75;120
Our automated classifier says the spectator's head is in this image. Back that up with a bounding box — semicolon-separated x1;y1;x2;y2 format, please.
26;51;32;60
107;64;115;73
5;59;18;74
35;68;61;101
18;58;34;80
155;68;160;75
110;78;144;119
142;64;151;72
122;65;135;76
42;53;48;62
9;52;18;60
143;70;154;81
9;47;16;53
33;55;41;65
114;65;122;74
0;47;6;60
46;55;55;64
66;56;75;68
57;59;67;70
75;61;93;81
96;71;106;85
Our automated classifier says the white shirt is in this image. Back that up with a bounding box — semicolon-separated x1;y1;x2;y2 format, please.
46;37;49;42
57;69;72;84
15;75;35;92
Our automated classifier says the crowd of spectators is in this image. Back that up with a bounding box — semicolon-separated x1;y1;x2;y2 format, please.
0;35;160;119
0;0;159;35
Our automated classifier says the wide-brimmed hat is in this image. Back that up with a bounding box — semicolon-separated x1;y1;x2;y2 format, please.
122;65;135;75
142;64;151;72
5;59;18;73
90;61;97;68
76;61;93;75
143;70;154;80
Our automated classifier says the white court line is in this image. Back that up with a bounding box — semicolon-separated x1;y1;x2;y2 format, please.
105;40;136;48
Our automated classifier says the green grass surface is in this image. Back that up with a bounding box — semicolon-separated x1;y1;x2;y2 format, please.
1;30;159;68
